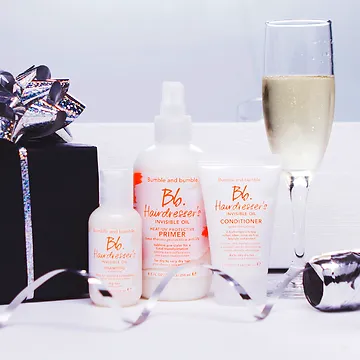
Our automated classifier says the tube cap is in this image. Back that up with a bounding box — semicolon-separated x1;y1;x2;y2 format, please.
100;168;133;209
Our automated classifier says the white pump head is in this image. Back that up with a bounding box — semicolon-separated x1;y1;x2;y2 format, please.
155;81;192;143
160;82;186;117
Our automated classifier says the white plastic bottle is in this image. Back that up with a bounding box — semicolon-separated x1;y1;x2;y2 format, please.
134;82;211;301
89;169;142;307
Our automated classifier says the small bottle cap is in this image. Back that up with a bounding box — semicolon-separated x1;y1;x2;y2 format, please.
100;168;133;209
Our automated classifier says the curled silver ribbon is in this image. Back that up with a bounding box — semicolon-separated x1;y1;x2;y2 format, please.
4;250;359;329
303;250;360;311
0;263;303;329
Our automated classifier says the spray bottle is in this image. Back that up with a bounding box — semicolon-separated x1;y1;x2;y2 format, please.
134;82;211;301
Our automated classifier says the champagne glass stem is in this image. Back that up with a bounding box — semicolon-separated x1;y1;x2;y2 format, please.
288;175;310;268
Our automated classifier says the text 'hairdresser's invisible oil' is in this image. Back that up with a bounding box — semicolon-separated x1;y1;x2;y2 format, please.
134;82;211;301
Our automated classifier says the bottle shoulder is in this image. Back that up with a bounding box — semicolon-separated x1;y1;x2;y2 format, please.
134;143;203;172
89;207;142;224
138;143;202;154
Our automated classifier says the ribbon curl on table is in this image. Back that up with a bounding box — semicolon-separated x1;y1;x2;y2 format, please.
0;263;303;329
1;250;360;328
0;65;85;299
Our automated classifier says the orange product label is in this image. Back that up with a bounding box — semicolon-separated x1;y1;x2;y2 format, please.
89;228;139;294
134;173;209;278
214;177;270;268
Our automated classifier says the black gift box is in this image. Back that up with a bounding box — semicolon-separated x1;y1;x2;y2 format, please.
0;139;99;304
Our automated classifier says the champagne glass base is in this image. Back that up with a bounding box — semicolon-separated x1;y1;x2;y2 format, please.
280;272;305;299
267;270;305;299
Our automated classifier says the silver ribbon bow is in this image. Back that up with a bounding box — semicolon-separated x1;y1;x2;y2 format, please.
0;65;85;143
0;65;85;299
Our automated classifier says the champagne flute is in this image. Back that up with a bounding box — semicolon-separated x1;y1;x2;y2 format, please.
262;20;335;297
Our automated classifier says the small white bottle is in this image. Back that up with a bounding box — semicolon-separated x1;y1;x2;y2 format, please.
89;169;142;307
134;82;211;301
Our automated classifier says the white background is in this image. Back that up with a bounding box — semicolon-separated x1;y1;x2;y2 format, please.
3;0;359;266
2;3;360;348
2;0;358;122
2;298;360;359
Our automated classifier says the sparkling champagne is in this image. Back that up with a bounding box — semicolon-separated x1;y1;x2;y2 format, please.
262;75;335;174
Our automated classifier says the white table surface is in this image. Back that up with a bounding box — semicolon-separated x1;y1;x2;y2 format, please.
0;296;358;360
